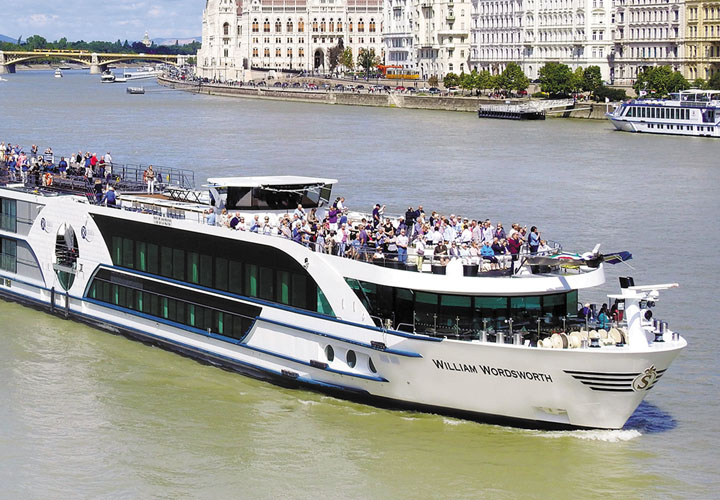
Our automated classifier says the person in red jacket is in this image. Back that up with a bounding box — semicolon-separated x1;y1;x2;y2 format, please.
507;232;523;262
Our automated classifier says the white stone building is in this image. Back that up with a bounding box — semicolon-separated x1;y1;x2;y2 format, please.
384;0;416;68
197;0;384;81
470;0;615;81
413;0;472;78
612;0;684;86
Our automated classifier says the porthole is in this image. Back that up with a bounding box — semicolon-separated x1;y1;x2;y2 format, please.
346;349;356;368
368;357;377;373
325;345;334;362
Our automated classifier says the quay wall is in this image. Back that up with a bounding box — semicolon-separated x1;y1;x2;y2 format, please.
158;77;608;119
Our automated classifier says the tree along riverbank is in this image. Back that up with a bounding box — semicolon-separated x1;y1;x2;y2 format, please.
157;77;611;119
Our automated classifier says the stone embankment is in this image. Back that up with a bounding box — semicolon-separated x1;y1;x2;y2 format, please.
158;77;612;119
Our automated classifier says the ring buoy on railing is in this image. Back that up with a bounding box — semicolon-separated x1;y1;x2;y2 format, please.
43;172;53;186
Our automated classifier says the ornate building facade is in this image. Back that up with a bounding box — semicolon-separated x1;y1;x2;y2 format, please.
414;0;472;78
612;0;684;86
197;0;384;80
684;0;720;80
470;0;615;81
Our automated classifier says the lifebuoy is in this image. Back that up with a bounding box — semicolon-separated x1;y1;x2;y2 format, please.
43;172;53;186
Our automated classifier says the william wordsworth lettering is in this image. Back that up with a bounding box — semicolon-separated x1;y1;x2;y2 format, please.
432;359;553;383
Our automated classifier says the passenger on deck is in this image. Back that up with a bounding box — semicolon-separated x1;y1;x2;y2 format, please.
144;165;156;194
494;222;506;241
100;186;117;207
218;208;229;227
434;240;449;265
396;228;409;264
597;303;610;329
507;232;523;263
293;203;306;220
372;203;384;228
372;245;385;263
93;179;103;204
249;215;261;232
205;209;216;226
528;226;540;254
481;241;499;269
537;239;552;254
414;237;426;271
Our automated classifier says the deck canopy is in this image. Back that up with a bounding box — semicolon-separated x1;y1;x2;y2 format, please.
206;176;338;211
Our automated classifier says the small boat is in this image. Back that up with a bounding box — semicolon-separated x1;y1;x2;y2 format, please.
54;68;63;78
100;70;115;83
607;89;720;137
126;86;145;95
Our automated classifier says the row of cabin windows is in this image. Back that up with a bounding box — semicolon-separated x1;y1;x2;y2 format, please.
88;279;253;340
0;198;17;233
251;18;375;33
110;236;333;315
346;278;578;333
626;106;690;120
0;237;17;273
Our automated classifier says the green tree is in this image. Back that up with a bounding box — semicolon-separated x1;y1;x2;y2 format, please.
356;48;379;79
497;62;529;93
538;62;573;96
443;72;460;87
475;70;492;95
428;75;439;87
460;70;476;95
327;40;344;74
634;66;690;96
339;47;354;71
583;65;603;95
570;67;584;94
692;78;708;89
24;34;48;50
708;72;720;90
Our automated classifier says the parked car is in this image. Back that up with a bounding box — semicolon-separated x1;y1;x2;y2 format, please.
446;86;460;95
334;83;345;91
307;83;318;90
406;87;417;93
395;86;406;92
428;87;441;95
257;80;267;86
291;82;301;88
273;81;283;87
355;84;365;90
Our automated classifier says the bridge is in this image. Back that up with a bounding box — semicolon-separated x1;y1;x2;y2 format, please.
0;50;183;74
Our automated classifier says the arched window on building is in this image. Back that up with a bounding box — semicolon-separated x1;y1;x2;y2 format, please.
349;21;353;32
298;19;305;32
288;47;293;58
299;47;305;57
252;19;259;33
264;47;270;57
321;18;326;32
287;20;293;32
358;18;365;32
276;47;281;57
276;19;282;32
264;19;270;32
329;18;334;32
313;18;318;32
253;47;259;57
369;18;376;32
223;23;230;36
337;21;343;31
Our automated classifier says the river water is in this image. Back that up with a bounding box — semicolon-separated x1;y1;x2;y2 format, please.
0;70;718;499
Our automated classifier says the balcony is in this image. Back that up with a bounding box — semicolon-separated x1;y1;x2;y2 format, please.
446;14;456;22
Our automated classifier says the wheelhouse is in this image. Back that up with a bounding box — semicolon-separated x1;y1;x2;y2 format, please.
207;176;337;211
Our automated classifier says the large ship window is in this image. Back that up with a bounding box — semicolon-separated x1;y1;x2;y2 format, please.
346;278;578;336
223;183;333;210
93;214;334;317
0;237;17;273
87;268;261;342
0;199;17;233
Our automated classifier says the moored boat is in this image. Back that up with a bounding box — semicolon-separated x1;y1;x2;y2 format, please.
54;68;63;78
0;164;686;430
607;89;720;137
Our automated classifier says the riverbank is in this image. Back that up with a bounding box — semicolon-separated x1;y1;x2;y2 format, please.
158;76;612;119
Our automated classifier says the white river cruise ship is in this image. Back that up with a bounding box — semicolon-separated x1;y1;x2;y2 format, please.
607;89;720;137
0;161;687;430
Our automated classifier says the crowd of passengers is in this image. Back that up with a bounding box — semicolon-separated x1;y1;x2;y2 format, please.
203;197;553;271
1;141;115;186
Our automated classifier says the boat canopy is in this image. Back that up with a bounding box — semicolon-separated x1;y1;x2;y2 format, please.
206;176;337;211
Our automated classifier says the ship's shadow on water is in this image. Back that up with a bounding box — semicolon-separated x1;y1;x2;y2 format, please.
623;401;677;433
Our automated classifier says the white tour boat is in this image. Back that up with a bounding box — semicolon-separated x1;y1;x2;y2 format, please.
0;170;686;430
607;89;720;137
54;68;63;78
122;67;163;81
